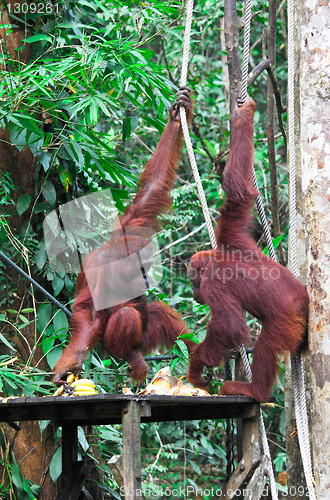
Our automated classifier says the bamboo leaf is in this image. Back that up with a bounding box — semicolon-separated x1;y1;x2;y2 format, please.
24;34;52;43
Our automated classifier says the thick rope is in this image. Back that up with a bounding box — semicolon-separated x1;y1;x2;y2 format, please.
239;340;278;499
179;0;217;249
252;169;277;261
240;0;252;103
180;1;277;497
287;0;316;495
239;0;278;497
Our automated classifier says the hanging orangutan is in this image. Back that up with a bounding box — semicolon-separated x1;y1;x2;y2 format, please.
186;95;308;402
53;87;195;386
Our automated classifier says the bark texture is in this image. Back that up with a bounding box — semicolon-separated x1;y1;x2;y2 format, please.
299;0;330;497
0;3;57;498
285;0;308;496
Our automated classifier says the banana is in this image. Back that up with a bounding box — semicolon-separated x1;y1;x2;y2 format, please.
54;385;64;397
71;379;96;389
74;389;98;396
74;388;97;393
73;384;98;393
66;373;76;384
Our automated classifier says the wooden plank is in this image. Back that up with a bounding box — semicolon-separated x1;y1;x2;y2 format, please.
122;401;142;500
0;394;259;426
79;486;95;500
245;455;271;500
221;456;260;499
108;455;124;488
220;455;270;500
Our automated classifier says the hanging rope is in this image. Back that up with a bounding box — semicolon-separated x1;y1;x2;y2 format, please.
287;0;317;495
239;341;278;500
224;357;235;479
240;0;252;104
179;1;217;249
252;170;277;261
231;0;279;496
241;0;316;496
179;1;277;498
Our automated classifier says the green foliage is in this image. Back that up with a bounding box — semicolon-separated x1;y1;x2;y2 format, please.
0;352;53;398
0;441;41;500
0;172;15;208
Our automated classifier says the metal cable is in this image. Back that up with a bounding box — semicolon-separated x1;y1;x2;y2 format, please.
0;249;72;318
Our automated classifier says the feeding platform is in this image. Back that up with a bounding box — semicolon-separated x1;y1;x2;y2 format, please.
0;393;269;500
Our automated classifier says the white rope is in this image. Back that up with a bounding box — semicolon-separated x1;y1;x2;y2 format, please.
239;0;278;497
179;1;277;498
240;0;252;103
179;0;217;249
252;169;277;262
287;0;316;495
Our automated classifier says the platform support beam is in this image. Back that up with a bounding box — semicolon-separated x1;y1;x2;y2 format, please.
62;425;78;489
122;400;151;500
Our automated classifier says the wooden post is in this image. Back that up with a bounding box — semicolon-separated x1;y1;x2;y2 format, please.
235;352;249;462
121;401;143;500
222;411;261;499
242;415;261;464
62;425;78;489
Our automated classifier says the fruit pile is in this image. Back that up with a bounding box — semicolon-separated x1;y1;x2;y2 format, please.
54;373;98;397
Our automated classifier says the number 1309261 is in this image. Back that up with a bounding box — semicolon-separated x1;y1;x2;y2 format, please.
8;2;59;14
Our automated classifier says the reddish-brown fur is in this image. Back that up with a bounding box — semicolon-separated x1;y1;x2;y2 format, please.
186;96;308;402
53;89;194;385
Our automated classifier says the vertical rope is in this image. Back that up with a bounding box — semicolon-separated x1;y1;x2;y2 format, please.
179;0;217;249
252;169;277;261
180;0;193;89
287;0;317;495
179;1;278;498
225;357;235;479
239;0;278;497
287;0;298;279
179;108;218;249
180;0;217;248
240;0;252;103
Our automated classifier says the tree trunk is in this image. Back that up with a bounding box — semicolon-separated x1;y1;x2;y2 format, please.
285;0;308;496
298;1;330;498
0;3;57;498
224;0;241;138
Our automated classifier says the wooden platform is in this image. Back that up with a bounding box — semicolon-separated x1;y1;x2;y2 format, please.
0;393;266;499
0;393;259;426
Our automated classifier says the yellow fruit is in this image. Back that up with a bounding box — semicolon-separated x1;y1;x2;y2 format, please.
71;379;96;389
73;385;98;393
66;373;75;384
74;389;98;396
54;385;64;397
